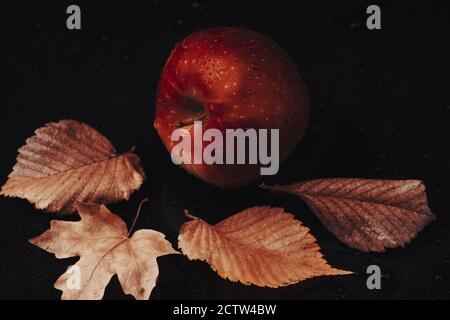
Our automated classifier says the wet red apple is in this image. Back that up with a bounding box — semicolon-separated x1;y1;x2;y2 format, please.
154;27;310;188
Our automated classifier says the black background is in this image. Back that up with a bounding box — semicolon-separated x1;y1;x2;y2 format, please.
1;0;449;300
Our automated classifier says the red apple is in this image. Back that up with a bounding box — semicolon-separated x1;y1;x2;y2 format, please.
154;27;310;188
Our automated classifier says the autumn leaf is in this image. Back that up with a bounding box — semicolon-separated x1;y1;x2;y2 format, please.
262;179;436;252
29;201;178;300
1;119;145;213
178;206;351;288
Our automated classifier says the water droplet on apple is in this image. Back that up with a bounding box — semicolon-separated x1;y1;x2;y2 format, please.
252;62;261;71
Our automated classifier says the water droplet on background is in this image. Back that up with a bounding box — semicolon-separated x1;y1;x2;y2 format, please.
119;51;135;64
435;274;443;281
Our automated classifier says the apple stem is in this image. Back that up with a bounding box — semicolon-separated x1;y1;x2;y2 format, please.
128;197;149;236
175;111;205;128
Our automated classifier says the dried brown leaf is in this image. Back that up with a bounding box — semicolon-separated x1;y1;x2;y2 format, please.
29;202;178;300
1;120;145;213
262;178;435;252
178;206;351;288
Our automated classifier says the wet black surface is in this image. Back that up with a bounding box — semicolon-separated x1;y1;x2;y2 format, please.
0;1;449;299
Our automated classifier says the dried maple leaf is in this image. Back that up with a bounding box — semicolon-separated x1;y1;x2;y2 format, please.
262;178;436;252
1;119;145;213
178;206;351;288
29;201;178;300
